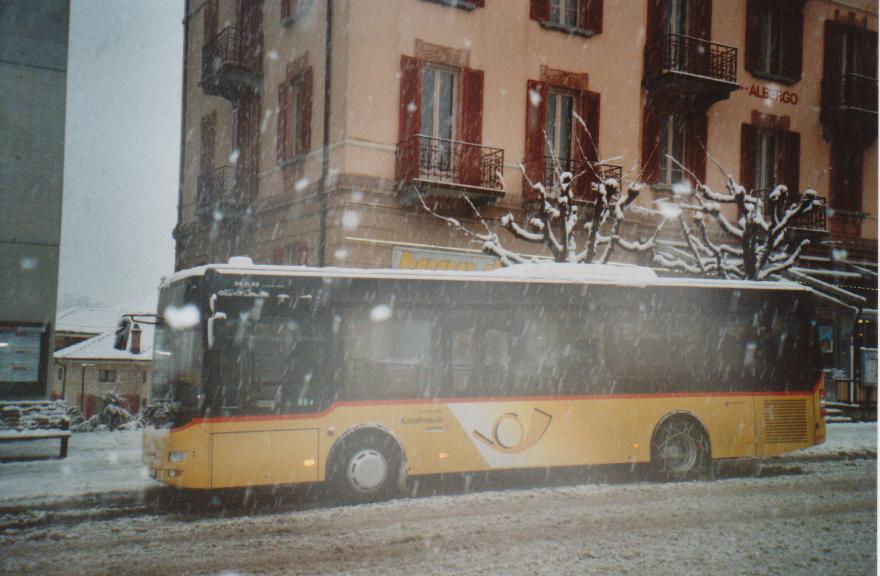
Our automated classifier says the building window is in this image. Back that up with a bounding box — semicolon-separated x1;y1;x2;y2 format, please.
420;65;458;172
754;129;779;192
545;90;575;162
530;0;603;34
98;369;116;383
658;114;686;186
745;0;803;84
549;0;579;27
142;370;148;384
277;65;313;164
757;4;782;76
663;0;687;36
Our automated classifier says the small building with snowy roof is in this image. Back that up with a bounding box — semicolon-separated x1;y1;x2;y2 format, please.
54;307;126;351
51;321;154;418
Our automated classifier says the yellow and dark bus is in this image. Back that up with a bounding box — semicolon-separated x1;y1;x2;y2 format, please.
142;261;824;501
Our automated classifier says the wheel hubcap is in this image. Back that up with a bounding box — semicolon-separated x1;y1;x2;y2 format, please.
346;449;388;492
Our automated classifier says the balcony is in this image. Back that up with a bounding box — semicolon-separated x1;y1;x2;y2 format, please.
523;156;623;202
755;189;827;234
644;34;738;109
396;135;505;207
821;73;878;137
196;165;256;221
200;27;262;101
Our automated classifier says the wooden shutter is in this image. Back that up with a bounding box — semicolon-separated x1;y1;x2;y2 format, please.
459;67;484;186
281;0;289;20
740;123;759;193
579;0;603;33
821;21;843;126
780;1;804;83
744;0;761;75
473;0;484;6
781;130;800;193
530;0;550;22
272;246;284;265
645;0;667;49
523;80;548;200
686;112;708;185
860;28;878;77
641;104;662;185
397;55;422;182
576;90;600;198
277;83;289;161
200;112;216;175
690;0;712;40
204;0;218;43
296;67;313;155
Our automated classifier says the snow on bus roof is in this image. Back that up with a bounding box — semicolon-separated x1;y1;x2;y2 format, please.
161;259;809;292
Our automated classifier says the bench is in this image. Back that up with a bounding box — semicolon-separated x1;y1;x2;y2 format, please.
0;401;71;459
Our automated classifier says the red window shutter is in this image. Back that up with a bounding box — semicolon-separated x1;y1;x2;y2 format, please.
579;0;603;33
744;0;761;75
200;112;216;175
473;0;484;6
530;0;550;22
686;112;708;185
397;55;422;182
821;21;842;126
296;67;313;155
272;246;284;265
860;28;878;77
281;0;289;20
641;104;661;185
576;90;600;198
782;130;800;193
204;0;218;43
459;67;484;186
277;83;288;161
690;0;712;40
780;2;803;82
645;0;667;48
523;80;548;201
740;123;759;193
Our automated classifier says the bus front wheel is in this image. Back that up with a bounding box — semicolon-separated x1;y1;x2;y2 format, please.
328;430;404;503
651;416;710;481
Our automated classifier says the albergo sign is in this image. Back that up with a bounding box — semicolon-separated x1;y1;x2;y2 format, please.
744;83;799;105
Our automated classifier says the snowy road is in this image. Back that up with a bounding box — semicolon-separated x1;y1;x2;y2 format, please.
1;436;875;575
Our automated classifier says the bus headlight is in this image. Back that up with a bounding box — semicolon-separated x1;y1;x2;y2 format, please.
168;451;187;463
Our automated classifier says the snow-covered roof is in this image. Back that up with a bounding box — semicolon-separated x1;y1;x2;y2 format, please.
54;324;154;362
55;307;126;335
163;260;810;292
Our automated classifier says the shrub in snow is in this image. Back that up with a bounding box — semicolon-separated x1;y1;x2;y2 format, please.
73;393;140;432
138;402;175;428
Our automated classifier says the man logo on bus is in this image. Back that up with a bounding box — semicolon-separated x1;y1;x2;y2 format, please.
473;409;552;454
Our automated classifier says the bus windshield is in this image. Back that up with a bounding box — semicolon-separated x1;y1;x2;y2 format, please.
151;279;204;416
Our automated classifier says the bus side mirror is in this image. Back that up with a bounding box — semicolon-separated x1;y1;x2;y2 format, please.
113;318;131;350
207;312;227;350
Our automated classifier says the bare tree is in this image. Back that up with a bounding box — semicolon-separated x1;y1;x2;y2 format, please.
418;118;653;266
647;155;822;281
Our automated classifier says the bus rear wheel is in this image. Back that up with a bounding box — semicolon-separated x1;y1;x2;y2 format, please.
329;431;404;503
651;416;710;481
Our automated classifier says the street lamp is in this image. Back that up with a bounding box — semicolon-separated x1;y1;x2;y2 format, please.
80;363;95;413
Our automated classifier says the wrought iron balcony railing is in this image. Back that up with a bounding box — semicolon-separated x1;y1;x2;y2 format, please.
823;73;878;116
200;26;261;99
755;189;827;232
525;156;623;199
396;134;504;192
645;34;738;86
196;165;256;220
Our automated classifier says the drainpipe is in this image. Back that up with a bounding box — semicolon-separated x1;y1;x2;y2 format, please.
175;0;191;271
317;0;334;266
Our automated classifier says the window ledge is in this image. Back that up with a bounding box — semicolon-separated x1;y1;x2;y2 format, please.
539;20;595;38
747;69;799;86
279;153;306;169
422;0;476;11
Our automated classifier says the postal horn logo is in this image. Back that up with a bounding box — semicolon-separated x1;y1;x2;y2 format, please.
472;408;552;454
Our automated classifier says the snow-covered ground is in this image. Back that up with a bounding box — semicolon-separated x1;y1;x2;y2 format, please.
0;423;874;506
0;430;152;504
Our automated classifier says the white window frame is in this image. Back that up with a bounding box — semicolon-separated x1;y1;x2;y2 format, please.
549;0;579;27
420;64;458;142
755;129;780;192
545;89;576;162
659;113;686;186
758;4;783;76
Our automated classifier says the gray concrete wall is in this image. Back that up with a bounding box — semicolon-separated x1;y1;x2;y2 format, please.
0;0;69;398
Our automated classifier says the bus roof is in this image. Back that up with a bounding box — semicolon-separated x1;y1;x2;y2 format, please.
161;260;811;293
